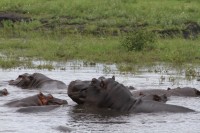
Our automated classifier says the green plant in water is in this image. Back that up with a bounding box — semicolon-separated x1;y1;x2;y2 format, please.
121;29;157;51
185;67;197;77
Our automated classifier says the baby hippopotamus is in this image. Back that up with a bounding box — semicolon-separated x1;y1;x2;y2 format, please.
0;88;9;96
5;92;68;107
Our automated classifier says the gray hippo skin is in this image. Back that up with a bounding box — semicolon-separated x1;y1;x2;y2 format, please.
132;87;200;97
0;88;8;96
9;73;67;89
5;92;68;107
136;92;168;103
68;77;166;103
68;76;194;113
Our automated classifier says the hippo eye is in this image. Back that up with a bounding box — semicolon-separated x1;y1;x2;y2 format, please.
39;92;44;97
153;95;161;101
18;75;23;78
139;92;144;96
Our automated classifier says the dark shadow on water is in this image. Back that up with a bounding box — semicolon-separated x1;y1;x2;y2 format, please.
68;105;130;124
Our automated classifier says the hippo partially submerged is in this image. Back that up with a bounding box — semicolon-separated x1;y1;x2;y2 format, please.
9;73;67;90
0;88;8;96
131;87;200;97
68;78;167;103
5;92;68;107
68;76;194;113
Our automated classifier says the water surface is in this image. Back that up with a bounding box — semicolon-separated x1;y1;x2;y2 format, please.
0;61;200;133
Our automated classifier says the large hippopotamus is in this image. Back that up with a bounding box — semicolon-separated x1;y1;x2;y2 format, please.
5;92;68;107
68;76;194;113
68;78;167;103
9;73;67;90
0;88;8;96
131;87;200;97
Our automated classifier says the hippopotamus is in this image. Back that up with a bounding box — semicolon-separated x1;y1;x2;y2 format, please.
68;76;194;113
135;92;167;103
16;105;64;113
9;73;67;90
0;88;8;96
5;92;68;107
131;87;200;97
68;78;166;103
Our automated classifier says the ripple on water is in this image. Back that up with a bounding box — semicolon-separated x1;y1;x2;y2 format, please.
0;61;200;133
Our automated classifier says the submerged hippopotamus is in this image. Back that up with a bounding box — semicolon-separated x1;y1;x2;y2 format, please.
68;78;166;103
5;92;68;107
136;92;168;103
132;87;200;97
68;76;194;113
0;88;8;96
9;73;67;90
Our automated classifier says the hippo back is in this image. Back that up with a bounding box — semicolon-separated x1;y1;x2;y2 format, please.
168;87;200;96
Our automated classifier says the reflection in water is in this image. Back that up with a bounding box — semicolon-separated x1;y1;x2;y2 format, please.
0;60;200;133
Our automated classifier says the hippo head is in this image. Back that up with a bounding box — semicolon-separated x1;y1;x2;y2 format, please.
38;92;68;106
68;80;91;104
46;94;68;105
0;88;9;96
68;76;134;110
9;73;33;88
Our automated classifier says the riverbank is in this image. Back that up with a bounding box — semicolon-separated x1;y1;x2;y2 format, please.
0;0;200;70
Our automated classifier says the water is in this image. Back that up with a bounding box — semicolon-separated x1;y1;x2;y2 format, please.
0;61;200;133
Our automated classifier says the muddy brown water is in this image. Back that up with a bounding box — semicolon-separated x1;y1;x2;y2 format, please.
0;61;200;133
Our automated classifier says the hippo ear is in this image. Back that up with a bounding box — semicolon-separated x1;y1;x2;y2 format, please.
91;78;98;84
167;87;171;90
39;92;44;96
29;76;34;80
112;76;115;81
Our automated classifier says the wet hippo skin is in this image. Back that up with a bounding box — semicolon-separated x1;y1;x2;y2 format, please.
68;77;167;103
68;76;194;113
5;92;68;107
131;87;200;97
9;73;67;89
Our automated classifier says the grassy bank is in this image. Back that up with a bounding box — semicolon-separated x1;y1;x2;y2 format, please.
0;0;200;70
0;32;199;68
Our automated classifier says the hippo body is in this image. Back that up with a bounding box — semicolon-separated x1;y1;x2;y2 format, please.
0;88;8;96
17;105;63;113
5;92;68;107
68;76;194;113
132;87;200;97
68;78;167;103
9;73;67;90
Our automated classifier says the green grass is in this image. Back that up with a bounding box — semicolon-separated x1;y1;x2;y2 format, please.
0;32;199;68
1;0;200;33
0;0;200;70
